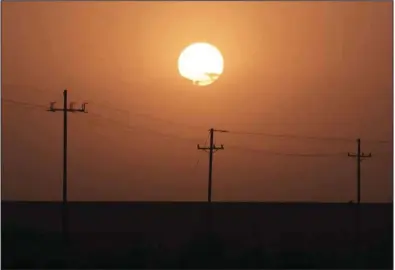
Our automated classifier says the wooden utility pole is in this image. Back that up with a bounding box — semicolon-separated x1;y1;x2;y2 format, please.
48;89;88;240
197;128;227;202
348;138;372;204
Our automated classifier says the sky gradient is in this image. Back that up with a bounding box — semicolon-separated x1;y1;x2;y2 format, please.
2;1;393;202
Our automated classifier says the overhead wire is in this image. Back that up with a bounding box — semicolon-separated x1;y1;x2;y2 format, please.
2;98;48;110
92;103;391;144
227;130;391;144
3;83;391;143
2;98;202;144
86;100;206;131
2;98;392;158
228;130;353;142
2;86;391;144
193;130;211;170
226;144;345;158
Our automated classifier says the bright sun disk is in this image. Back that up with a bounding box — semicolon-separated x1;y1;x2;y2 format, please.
178;42;224;86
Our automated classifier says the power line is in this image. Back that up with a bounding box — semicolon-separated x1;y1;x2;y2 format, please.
226;144;344;158
230;130;370;143
9;96;387;145
2;98;201;143
230;130;352;141
47;90;88;242
2;98;48;110
89;114;201;143
82;100;206;131
197;128;228;202
348;138;372;204
3;98;391;146
3;83;391;143
193;131;211;170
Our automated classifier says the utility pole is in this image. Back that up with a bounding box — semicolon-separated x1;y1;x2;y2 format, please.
48;89;88;240
348;138;372;204
197;128;228;203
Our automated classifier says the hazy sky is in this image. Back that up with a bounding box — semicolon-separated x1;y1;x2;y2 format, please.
2;2;393;202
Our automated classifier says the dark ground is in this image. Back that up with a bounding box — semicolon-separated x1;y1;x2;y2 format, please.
2;202;393;269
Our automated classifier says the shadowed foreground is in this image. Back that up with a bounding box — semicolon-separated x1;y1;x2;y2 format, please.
2;202;392;269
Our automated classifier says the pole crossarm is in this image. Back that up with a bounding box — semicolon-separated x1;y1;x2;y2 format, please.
48;101;88;113
197;144;224;153
348;152;372;159
213;129;229;133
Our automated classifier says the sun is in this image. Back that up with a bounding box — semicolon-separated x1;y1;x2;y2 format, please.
178;42;224;86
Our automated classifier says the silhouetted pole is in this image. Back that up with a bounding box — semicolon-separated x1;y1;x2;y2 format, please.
348;138;372;204
63;90;68;208
207;128;214;202
197;128;227;202
48;89;88;240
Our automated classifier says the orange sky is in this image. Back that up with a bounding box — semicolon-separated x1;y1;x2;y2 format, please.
2;2;393;202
